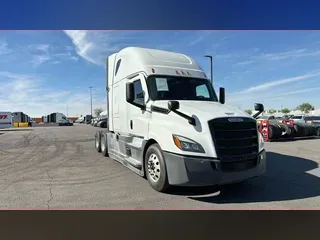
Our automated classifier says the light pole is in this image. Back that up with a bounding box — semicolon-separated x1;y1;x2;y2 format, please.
89;86;93;116
204;55;213;85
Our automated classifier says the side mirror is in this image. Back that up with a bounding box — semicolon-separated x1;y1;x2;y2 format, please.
254;103;264;112
126;82;134;103
168;101;180;111
219;87;225;104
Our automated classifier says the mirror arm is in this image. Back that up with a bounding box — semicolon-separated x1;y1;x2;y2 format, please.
171;109;196;126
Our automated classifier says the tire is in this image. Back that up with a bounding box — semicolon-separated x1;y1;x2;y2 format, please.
317;127;320;137
288;125;295;139
101;121;107;128
144;144;170;192
294;124;302;137
101;133;109;157
278;124;291;137
95;132;101;153
275;124;282;138
268;125;274;139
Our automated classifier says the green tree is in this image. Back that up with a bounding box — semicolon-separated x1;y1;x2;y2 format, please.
94;108;104;117
269;109;276;114
281;108;290;114
295;103;315;113
244;109;252;115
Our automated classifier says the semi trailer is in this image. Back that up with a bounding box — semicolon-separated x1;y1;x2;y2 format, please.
47;112;68;123
84;115;93;124
94;47;266;192
0;112;13;129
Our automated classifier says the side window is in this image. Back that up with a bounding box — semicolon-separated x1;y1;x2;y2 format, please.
115;59;121;76
196;84;210;98
133;80;144;105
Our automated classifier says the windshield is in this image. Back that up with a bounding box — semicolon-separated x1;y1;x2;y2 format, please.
291;116;303;119
147;76;218;101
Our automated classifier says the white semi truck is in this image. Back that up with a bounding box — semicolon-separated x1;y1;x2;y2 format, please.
95;47;266;192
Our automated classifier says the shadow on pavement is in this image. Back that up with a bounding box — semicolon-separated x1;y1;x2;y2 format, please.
168;152;320;204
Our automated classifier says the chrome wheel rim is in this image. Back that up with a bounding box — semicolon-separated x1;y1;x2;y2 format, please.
147;153;161;182
95;136;99;148
101;137;105;152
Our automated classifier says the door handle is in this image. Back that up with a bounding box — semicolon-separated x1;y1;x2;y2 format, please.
116;133;120;141
130;120;133;129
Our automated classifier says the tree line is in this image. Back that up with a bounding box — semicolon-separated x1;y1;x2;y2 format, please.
244;102;315;115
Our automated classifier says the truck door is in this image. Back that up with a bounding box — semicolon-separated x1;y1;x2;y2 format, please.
127;74;150;138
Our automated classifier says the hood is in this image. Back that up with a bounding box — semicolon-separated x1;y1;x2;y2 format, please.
152;100;252;121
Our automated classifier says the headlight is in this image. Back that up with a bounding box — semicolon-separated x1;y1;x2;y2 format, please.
172;135;205;153
258;132;264;151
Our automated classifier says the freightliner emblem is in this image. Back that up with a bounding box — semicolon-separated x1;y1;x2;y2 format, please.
228;118;243;122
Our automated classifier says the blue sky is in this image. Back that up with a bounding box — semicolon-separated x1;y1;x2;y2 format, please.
1;31;320;117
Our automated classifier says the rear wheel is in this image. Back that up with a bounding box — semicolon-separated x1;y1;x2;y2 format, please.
144;144;170;192
95;132;101;152
101;134;109;157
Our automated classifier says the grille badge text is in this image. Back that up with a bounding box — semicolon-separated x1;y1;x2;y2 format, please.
228;118;243;122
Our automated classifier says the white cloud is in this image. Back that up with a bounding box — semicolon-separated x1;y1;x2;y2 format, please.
235;60;255;66
27;43;79;67
63;30;160;66
228;86;320;106
28;44;52;67
188;36;204;46
0;71;106;117
0;39;11;55
64;30;110;66
235;72;320;94
259;48;320;61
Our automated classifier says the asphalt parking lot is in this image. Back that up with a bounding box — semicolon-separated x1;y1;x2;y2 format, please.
0;124;320;209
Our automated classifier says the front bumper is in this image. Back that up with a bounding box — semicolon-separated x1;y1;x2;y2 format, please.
163;150;266;186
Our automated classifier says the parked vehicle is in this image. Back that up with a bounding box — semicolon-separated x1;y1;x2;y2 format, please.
290;115;308;123
282;115;294;119
84;115;92;124
47;112;68;123
94;47;266;192
304;116;320;136
58;119;73;126
257;115;276;124
75;117;85;123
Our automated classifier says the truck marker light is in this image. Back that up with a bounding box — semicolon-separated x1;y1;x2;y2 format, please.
181;70;185;75
173;135;182;150
152;68;155;73
187;71;190;75
176;70;179;75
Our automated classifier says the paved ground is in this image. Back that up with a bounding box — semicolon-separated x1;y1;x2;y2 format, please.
0;124;319;209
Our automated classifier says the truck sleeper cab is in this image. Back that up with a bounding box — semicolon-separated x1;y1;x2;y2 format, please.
95;47;266;192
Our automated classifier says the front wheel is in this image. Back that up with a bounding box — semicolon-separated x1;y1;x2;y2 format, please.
144;144;170;193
